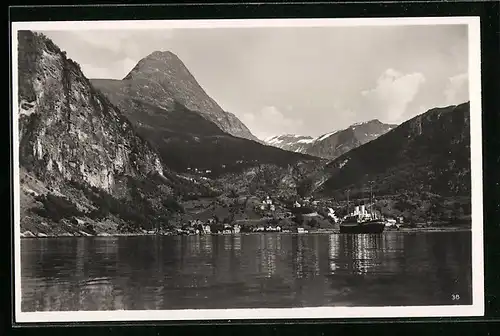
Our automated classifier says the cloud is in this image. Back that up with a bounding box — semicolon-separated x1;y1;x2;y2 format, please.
444;73;469;105
242;106;303;140
360;68;426;124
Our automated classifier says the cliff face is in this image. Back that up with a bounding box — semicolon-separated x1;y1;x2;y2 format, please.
17;31;164;196
91;50;259;142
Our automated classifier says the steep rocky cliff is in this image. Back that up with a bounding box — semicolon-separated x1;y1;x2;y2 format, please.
18;31;165;193
91;51;259;142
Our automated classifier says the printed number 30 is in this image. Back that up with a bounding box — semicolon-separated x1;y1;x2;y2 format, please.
452;294;460;300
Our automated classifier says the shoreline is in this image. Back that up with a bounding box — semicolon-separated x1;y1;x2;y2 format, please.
19;226;472;238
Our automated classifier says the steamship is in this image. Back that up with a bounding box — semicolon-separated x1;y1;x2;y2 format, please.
339;187;386;234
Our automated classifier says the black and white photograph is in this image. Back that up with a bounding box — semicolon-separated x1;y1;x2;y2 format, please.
12;17;484;322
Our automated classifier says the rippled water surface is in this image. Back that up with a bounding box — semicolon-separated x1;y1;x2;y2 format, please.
21;231;472;311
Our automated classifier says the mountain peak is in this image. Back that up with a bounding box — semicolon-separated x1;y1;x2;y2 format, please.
145;50;180;61
123;50;184;80
95;49;260;142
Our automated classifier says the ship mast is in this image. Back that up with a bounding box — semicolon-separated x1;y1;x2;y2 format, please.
369;181;374;218
346;189;350;216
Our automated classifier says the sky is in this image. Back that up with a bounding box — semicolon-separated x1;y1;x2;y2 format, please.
38;24;469;140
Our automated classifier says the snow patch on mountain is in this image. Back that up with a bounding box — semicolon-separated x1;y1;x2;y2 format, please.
315;130;338;142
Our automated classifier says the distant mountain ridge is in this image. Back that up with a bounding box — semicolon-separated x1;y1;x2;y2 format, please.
92;50;259;142
265;134;315;153
265;119;396;160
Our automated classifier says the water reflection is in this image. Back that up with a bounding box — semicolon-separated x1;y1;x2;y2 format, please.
21;231;472;311
329;234;340;273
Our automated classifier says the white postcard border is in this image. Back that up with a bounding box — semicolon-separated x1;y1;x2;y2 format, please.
11;16;484;323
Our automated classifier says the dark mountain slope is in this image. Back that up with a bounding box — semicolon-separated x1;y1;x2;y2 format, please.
314;102;471;199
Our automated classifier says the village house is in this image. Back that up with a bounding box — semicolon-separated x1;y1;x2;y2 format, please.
266;225;281;232
233;224;241;234
202;224;211;234
221;224;231;234
259;196;276;212
385;218;397;227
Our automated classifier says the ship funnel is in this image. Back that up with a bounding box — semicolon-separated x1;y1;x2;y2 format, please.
360;204;366;215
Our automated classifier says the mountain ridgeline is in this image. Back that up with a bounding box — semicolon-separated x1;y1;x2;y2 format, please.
313;102;471;199
265;119;396;160
16;31;472;236
91;51;318;175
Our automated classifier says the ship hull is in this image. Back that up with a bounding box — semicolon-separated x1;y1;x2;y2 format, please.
339;220;386;234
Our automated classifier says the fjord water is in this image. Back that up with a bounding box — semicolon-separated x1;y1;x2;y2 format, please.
21;232;472;311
